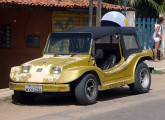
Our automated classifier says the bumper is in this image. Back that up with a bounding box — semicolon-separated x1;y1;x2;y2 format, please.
9;82;70;92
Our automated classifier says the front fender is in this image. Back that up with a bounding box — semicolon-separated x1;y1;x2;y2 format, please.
56;66;104;84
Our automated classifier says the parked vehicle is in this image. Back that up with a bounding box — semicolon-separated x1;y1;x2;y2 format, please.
9;27;153;105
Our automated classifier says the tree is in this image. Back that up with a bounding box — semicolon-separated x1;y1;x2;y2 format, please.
159;0;165;12
127;0;160;12
103;0;160;11
103;0;165;18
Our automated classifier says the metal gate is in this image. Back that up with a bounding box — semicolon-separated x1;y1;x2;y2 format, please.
135;18;163;50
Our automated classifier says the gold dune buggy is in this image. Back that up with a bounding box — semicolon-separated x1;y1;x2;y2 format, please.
9;27;153;105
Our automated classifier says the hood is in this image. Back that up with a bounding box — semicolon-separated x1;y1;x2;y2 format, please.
23;55;89;69
10;55;90;84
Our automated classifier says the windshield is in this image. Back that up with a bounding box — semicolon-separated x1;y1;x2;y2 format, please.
45;33;92;54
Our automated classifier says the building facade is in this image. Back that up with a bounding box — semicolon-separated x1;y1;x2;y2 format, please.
0;0;134;88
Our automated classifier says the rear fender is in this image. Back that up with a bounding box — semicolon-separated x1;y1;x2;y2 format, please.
131;55;153;84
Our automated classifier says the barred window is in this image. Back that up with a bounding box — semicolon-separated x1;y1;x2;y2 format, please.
0;25;11;48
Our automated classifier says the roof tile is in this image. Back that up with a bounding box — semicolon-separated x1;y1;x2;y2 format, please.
0;0;134;10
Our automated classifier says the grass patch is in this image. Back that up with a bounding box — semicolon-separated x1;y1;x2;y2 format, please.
0;97;12;104
152;70;165;74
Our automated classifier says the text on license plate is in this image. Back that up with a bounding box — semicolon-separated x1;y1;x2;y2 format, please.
25;85;43;93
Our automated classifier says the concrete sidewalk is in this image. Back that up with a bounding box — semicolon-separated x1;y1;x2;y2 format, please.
0;88;13;100
145;59;165;71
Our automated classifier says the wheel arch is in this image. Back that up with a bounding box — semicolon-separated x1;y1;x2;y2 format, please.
83;71;101;85
135;56;152;70
69;70;102;92
76;70;101;85
137;56;153;65
131;56;152;84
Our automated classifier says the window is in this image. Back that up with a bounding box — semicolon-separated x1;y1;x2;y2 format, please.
96;34;119;44
45;33;91;54
96;36;110;44
0;25;10;48
95;34;121;70
123;35;138;50
27;36;40;48
110;34;119;44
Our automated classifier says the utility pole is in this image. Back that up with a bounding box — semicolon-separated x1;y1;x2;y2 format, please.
89;0;93;27
96;0;102;27
124;0;126;16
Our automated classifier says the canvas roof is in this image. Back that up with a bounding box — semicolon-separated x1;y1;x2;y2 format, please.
69;27;137;39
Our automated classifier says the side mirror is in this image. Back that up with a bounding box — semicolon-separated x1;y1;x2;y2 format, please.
95;49;103;59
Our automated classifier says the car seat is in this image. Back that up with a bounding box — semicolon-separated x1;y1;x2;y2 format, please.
101;55;116;70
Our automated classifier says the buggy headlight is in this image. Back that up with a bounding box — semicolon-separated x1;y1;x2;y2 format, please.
23;66;29;73
52;67;61;74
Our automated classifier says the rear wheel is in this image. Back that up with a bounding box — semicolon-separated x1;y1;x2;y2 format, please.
75;74;98;105
12;91;36;104
129;62;151;94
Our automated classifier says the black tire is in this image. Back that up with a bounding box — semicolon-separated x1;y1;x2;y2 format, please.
12;91;36;104
129;62;151;94
75;74;98;105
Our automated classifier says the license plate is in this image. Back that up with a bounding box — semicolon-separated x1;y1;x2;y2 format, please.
25;85;43;93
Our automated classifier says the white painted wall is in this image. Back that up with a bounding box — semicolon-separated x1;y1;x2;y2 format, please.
159;13;165;57
126;11;135;27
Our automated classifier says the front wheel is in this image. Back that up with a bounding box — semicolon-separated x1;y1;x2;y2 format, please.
129;62;151;94
12;91;36;104
75;74;98;105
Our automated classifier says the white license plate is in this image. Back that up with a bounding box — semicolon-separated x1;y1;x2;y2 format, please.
25;85;43;93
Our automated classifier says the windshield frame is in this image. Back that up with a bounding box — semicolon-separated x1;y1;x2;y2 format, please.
44;32;93;55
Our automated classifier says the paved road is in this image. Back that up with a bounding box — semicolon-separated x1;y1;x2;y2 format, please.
28;90;165;120
0;74;165;120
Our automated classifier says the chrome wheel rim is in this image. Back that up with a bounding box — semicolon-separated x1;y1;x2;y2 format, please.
85;79;97;100
140;68;149;88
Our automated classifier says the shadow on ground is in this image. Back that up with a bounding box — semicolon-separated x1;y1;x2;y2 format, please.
12;87;133;106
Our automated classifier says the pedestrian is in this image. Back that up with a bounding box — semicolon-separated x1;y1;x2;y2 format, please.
153;17;164;62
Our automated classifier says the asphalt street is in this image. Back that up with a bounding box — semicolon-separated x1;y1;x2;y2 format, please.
27;90;165;120
0;74;165;120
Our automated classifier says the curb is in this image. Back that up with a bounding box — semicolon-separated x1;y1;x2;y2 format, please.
0;88;10;92
154;67;165;71
0;88;13;100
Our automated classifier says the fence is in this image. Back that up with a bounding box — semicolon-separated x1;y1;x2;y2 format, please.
135;18;163;50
